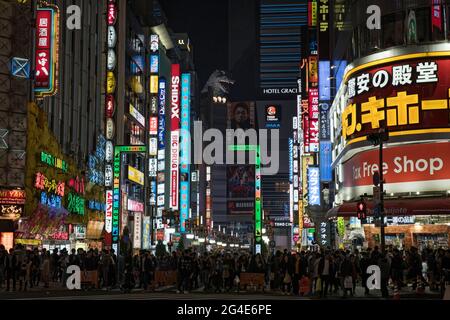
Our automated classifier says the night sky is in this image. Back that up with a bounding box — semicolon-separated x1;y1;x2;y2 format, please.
160;0;229;89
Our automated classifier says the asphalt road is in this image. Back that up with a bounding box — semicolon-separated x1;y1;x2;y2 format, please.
0;286;441;300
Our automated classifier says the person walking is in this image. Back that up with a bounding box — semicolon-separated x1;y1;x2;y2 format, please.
360;251;371;295
280;254;293;295
24;254;33;291
0;245;6;290
340;254;353;297
41;251;50;288
379;253;391;298
5;248;17;291
319;252;334;298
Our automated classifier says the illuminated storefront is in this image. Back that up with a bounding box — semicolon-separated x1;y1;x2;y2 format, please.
329;45;450;250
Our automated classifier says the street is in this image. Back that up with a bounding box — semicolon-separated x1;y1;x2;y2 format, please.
0;284;442;300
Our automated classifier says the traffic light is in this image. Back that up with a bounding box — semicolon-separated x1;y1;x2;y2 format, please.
357;200;367;220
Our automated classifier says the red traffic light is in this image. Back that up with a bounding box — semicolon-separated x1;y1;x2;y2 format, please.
357;201;367;219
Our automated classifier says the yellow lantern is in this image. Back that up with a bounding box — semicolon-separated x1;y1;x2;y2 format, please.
106;72;116;94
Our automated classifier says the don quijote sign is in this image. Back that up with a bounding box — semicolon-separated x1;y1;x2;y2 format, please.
343;142;450;198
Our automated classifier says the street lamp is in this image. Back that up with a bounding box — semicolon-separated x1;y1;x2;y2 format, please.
367;126;389;253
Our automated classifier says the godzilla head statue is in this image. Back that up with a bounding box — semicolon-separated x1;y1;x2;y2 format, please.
201;70;235;96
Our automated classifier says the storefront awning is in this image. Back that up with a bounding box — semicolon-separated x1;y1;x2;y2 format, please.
326;197;450;219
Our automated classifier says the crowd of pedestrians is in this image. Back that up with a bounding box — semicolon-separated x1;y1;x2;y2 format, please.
1;243;449;298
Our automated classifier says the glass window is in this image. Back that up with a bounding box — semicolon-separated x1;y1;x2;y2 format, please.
382;12;405;49
415;7;431;43
359;24;381;56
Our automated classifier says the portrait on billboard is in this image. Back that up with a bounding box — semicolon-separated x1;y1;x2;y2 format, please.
227;165;255;199
227;102;255;130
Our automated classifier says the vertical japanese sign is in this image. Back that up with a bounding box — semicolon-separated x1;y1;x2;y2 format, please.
105;190;113;233
157;78;166;222
308;0;317;27
308;88;319;152
319;141;332;182
320;221;329;247
106;0;118;248
255;146;262;248
142;216;151;250
112;149;121;244
179;73;191;232
170;64;180;210
289;138;294;231
206;166;211;231
432;0;442;31
308;166;320;206
35;4;60;98
133;212;142;249
158;79;166;149
318;0;329;60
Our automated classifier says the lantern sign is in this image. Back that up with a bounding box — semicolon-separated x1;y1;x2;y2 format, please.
105;164;113;187
106;72;116;94
105;141;113;162
106;118;115;140
107;26;117;48
105;95;115;117
34;4;60;98
107;49;116;71
150;34;159;52
107;1;117;26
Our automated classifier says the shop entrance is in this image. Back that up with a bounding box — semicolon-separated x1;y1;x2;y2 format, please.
414;233;449;250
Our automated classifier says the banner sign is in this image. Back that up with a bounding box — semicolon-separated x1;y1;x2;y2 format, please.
35;4;60;98
308;166;320;206
170;64;180;209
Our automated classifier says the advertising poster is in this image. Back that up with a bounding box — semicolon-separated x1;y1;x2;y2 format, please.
227;101;255;130
227;165;255;215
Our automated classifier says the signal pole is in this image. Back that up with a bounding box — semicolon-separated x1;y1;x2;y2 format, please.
368;127;389;254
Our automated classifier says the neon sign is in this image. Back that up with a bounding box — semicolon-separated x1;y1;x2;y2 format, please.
40;192;62;209
41;151;67;172
35;172;64;197
342;56;450;144
67;192;85;215
112;146;146;244
35;3;60;98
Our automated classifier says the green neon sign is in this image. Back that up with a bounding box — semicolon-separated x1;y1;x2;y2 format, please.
40;151;68;172
228;145;258;152
112;146;147;244
232;144;262;248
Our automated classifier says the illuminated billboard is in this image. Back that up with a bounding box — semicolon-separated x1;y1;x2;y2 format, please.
342;141;450;199
179;73;191;232
170;64;180;210
342;55;450;145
